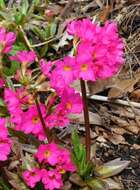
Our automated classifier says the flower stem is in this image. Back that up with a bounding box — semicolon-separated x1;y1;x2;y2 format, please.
34;95;52;143
80;79;91;161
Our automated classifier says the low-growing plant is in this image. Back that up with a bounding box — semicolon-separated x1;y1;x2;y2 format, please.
71;130;129;190
0;2;129;189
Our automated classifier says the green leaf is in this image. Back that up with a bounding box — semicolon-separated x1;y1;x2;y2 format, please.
40;44;48;57
44;25;51;39
95;158;130;178
9;128;29;143
4;61;20;76
14;13;24;25
21;0;29;15
32;27;46;41
0;106;8;117
6;77;15;91
10;42;27;55
0;98;5;107
71;129;93;178
50;22;57;36
0;0;5;9
87;178;109;190
33;0;40;6
72;129;80;154
0;177;11;190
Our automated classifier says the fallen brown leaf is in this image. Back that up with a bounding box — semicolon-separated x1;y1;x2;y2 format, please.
111;127;129;135
69;173;86;187
62;181;72;190
69;112;102;125
130;89;140;101
123;120;140;134
88;78;114;95
108;71;140;98
104;132;127;145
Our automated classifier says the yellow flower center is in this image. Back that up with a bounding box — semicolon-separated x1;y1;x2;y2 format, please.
63;65;71;71
44;150;51;158
60;169;65;174
93;52;96;60
31;172;36;176
81;64;88;71
32;116;40;124
28;96;34;104
66;102;72;109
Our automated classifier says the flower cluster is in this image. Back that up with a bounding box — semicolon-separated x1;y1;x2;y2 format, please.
23;143;76;190
4;88;47;141
67;19;124;80
0;19;124;190
0;118;11;161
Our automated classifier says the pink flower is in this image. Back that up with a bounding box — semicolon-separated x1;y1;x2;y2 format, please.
67;19;99;42
53;56;76;85
0;138;11;161
35;143;76;173
75;41;96;81
20;105;46;140
59;87;83;114
16;88;34;105
22;168;42;188
50;56;76;95
0;118;7;138
25;144;75;189
70;19;124;80
10;50;36;65
4;88;23;125
4;88;46;140
57;148;76;173
35;143;60;166
0;27;16;54
67;19;80;36
40;59;53;77
76;58;95;81
4;88;21;112
41;169;63;190
0;118;11;161
46;106;69;128
50;73;67;95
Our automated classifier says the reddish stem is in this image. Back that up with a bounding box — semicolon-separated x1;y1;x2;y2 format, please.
34;95;52;143
80;79;91;161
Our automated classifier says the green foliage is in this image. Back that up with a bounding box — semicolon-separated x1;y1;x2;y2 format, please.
34;183;44;190
0;177;11;190
0;0;44;29
21;0;29;16
0;0;58;60
3;42;27;76
0;0;5;9
0;98;5;107
72;129;93;179
71;130;130;190
10;42;27;56
3;61;20;76
87;178;109;190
